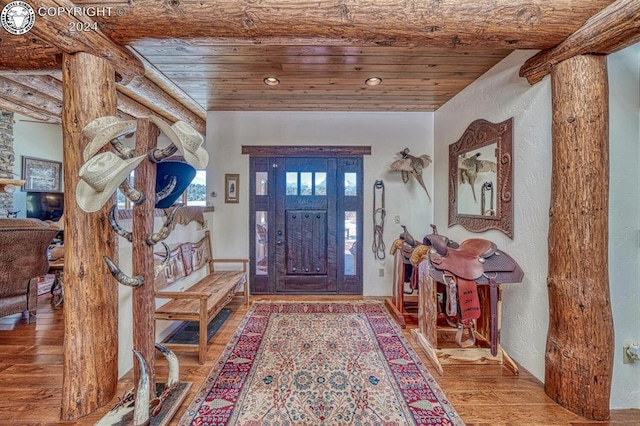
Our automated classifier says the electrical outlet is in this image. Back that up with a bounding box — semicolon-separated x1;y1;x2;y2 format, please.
378;268;384;277
395;216;401;224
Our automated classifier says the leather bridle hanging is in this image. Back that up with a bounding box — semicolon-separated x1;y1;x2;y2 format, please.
372;180;386;260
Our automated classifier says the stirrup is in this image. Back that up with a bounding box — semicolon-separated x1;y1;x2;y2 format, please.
455;320;476;348
443;273;458;317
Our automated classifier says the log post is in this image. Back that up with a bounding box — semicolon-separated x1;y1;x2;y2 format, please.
131;118;158;393
61;52;118;420
546;54;614;420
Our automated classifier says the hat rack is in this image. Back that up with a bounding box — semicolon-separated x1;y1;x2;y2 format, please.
78;115;205;424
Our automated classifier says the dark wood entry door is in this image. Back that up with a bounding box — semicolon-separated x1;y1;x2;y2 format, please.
275;157;336;292
249;155;363;295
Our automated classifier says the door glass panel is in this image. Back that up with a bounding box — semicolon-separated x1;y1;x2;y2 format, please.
256;211;268;276
255;172;268;196
300;172;312;195
286;172;298;195
345;211;357;276
345;173;357;196
315;172;327;195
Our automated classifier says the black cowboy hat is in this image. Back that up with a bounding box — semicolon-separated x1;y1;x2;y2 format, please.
155;161;197;208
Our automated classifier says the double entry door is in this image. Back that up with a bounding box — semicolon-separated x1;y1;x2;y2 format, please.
249;156;362;294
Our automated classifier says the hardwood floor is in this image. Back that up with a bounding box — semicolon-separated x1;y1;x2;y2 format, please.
0;293;637;425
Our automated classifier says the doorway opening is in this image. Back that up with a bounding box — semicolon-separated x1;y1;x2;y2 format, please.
245;146;368;295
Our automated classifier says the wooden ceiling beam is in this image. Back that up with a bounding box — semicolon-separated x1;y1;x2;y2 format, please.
14;0;144;84
520;0;640;84
0;96;60;124
0;76;63;117
0;37;62;71
75;0;614;50
0;71;203;130
0;2;203;128
118;77;206;133
1;74;149;122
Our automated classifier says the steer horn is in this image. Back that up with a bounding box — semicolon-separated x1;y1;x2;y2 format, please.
150;343;180;417
155;175;177;204
103;256;144;288
153;243;171;278
110;138;136;159
148;144;178;163
119;181;146;205
146;206;181;246
132;350;151;426
108;206;133;242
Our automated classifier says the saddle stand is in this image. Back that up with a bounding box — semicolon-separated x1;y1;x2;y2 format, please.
385;236;420;328
411;230;524;376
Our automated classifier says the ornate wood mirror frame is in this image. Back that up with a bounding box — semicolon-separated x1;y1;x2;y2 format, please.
448;118;514;238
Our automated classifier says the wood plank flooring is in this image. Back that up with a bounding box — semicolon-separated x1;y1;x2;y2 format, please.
0;293;637;425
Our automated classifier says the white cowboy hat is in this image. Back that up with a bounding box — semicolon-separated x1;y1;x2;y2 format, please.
76;151;145;213
148;116;209;169
82;116;137;161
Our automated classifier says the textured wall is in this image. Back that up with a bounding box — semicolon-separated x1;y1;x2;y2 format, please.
0;111;15;213
206;111;435;296
434;47;640;409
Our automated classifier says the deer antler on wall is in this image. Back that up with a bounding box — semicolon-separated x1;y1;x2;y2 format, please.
389;148;432;202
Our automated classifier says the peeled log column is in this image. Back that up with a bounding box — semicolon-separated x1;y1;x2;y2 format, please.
61;52;119;420
131;118;157;394
546;54;613;420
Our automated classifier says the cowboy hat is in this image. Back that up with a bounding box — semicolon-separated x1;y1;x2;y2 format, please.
148;116;209;169
82;116;137;161
155;161;197;208
76;151;145;213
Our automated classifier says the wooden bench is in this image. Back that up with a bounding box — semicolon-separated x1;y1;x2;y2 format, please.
153;231;249;364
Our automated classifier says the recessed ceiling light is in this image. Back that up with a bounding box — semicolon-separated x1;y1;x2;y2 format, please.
263;77;280;86
365;77;383;86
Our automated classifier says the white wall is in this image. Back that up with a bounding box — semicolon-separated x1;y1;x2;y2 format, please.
116;213;214;376
607;43;640;409
434;46;640;409
12;117;64;215
206;111;434;296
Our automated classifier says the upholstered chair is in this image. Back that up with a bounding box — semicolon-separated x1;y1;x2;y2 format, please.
0;218;59;322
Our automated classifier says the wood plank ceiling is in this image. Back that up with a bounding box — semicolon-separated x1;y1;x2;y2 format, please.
130;43;512;111
0;0;622;121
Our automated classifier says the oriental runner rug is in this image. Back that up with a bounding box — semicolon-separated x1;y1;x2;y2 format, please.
179;301;464;426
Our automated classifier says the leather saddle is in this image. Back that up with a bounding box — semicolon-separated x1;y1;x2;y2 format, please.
425;231;524;355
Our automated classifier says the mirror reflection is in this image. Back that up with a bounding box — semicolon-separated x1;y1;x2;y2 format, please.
457;143;498;216
448;118;514;238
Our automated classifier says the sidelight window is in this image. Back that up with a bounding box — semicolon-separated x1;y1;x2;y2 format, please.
255;211;268;276
344;211;357;276
345;173;357;196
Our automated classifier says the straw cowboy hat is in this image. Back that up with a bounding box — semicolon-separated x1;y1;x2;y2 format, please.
155;161;197;208
148;116;209;169
82;116;137;162
76;151;145;213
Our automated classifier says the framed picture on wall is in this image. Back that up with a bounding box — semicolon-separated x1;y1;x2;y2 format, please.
21;156;62;192
225;174;239;203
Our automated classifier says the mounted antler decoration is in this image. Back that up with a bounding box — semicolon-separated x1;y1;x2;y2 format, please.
109;206;132;242
389;148;432;202
103;256;145;288
146;206;181;246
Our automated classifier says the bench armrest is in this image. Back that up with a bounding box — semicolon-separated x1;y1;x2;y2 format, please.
212;258;249;272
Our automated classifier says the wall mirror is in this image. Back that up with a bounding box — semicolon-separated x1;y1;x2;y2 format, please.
448;118;514;238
